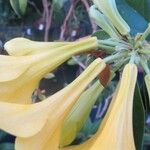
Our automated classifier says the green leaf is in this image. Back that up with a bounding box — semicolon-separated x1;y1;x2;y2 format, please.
133;84;145;150
60;80;104;147
0;130;8;141
126;0;150;22
0;143;14;150
81;118;102;137
92;29;110;40
116;0;148;36
18;0;27;15
144;133;150;145
9;0;27;17
52;0;65;11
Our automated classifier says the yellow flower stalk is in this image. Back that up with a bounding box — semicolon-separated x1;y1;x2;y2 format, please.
62;63;137;150
4;37;71;56
93;0;130;35
0;37;98;104
1;58;106;150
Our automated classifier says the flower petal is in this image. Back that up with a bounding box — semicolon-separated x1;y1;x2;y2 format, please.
0;55;30;82
14;59;105;150
0;58;105;139
4;37;70;56
1;37;98;103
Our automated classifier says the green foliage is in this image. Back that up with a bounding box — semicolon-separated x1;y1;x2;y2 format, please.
116;0;148;36
133;84;145;150
126;0;150;22
0;143;14;150
52;0;66;11
60;81;104;147
9;0;27;17
92;29;110;40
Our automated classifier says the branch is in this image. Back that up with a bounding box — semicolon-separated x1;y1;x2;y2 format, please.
81;0;97;32
59;1;75;40
42;0;53;41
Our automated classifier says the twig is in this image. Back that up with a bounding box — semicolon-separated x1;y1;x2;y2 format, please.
59;2;75;40
72;56;86;69
42;0;53;41
96;94;113;119
81;0;97;32
28;0;42;16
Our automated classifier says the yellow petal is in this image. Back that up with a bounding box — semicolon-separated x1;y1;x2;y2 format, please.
0;37;98;104
93;0;130;35
0;101;50;137
4;37;71;56
14;59;105;150
0;55;30;82
0;58;105;137
62;63;137;150
17;124;62;150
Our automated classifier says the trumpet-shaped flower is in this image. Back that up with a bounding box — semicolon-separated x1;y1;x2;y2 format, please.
93;0;130;35
4;37;71;56
62;63;137;150
0;58;105;150
0;37;98;104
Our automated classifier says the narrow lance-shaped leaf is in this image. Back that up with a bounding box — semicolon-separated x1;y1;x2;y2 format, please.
60;80;104;147
133;84;145;150
145;74;150;105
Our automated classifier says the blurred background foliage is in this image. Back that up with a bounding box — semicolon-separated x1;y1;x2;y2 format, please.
0;0;150;149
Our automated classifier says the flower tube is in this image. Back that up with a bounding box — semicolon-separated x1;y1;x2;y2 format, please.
4;37;71;56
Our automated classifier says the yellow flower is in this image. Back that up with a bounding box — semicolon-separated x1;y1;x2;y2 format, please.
0;37;97;104
0;58;105;150
62;63;137;150
93;0;130;35
4;37;71;56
